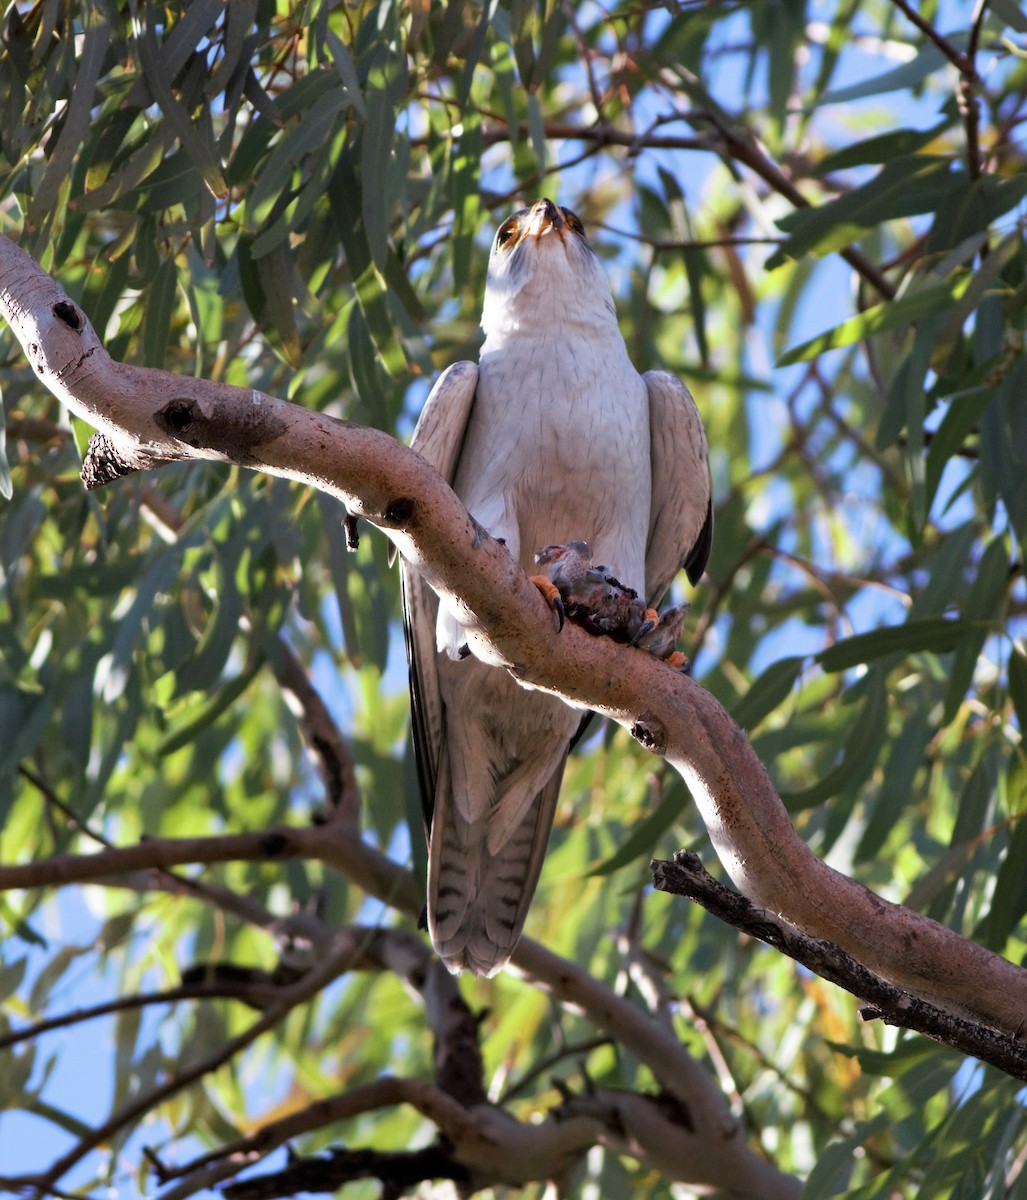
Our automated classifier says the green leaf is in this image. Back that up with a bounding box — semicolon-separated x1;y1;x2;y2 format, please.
810;43;947;107
323;25;367;117
0;956;27;1002
926;174;1027;255
158;659;263;756
782;670;888;809
529;1;566;93
28;1;111;229
731;655;804;731
778;276;970;366
458;0;499;103
141;256;179;368
991;0;1027;32
817;617;983;672
254;239;303;366
768;158;957;269
814;122;950;174
97;528;206;705
362;54;407;271
855;709;932;863
942;538;1010;723
908;524;976;619
979;358;1027;541
924;387;992;517
248;83;348;225
1009;645;1027;736
449;123;484;290
590;780;687;876
526;93;548;171
983;813;1027;948
133;5;227;197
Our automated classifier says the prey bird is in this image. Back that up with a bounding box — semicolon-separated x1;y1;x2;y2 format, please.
401;198;713;976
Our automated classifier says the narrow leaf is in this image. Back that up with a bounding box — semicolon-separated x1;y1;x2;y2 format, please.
1009;645;1027;736
991;0;1027;32
591;784;687;876
731;655;804;731
28;1;110;227
778;277;970;366
817;617;982;672
141;257;179;368
782;671;888;808
814;122;950;175
811;44;947;107
942;538;1010;723
133;7;227;197
323;25;367;117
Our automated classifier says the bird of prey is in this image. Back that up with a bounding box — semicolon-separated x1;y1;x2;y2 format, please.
401;198;712;976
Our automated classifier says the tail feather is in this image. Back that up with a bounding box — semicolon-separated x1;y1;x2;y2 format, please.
428;758;565;977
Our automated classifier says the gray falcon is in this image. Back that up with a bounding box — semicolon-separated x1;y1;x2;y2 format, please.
401;198;713;976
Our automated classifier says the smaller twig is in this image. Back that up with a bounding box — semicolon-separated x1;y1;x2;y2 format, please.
963;0;990;180
0;979;286;1051
888;0;984;179
16;765;279;929
888;0;974;72
3;414;70;443
153;1076;478;1189
31;929;373;1193
273;638;361;825
652;850;1027;1080
563;0;608;122
497;1036;614;1104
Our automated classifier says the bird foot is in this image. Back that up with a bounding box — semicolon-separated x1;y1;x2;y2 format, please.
628;608;660;645
533;542;690;665
529;574;566;632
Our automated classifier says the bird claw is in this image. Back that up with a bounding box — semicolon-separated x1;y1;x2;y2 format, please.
534;543;692;665
629;608;660;645
530;574;566;632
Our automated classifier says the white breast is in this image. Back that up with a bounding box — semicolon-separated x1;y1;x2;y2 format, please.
453;325;651;596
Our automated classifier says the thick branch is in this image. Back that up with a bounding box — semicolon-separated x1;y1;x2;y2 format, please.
654;851;1027;1079
1;234;1025;1045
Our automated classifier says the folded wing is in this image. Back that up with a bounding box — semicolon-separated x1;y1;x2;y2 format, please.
644;369;713;606
399;360;479;832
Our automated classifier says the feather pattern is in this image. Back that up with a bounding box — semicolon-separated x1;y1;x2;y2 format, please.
400;200;712;975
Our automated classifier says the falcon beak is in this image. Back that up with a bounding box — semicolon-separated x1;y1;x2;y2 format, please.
524;197;566;241
492;200;587;256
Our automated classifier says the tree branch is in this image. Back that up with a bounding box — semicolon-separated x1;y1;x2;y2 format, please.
1;236;1025;1055
654;851;1027;1079
0;822;796;1196
3;929;376;1196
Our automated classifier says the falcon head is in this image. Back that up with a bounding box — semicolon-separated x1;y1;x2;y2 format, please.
481;198;617;339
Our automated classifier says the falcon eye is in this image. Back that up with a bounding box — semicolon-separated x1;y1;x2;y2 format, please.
563;209;585;236
496;218;518;249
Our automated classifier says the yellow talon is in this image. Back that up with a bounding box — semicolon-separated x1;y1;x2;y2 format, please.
530;574;566;631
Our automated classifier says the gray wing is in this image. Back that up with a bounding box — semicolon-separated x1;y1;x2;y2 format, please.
644;369;713;606
399;360;479;830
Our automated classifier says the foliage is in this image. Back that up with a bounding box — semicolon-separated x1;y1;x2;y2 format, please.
0;0;1026;1197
